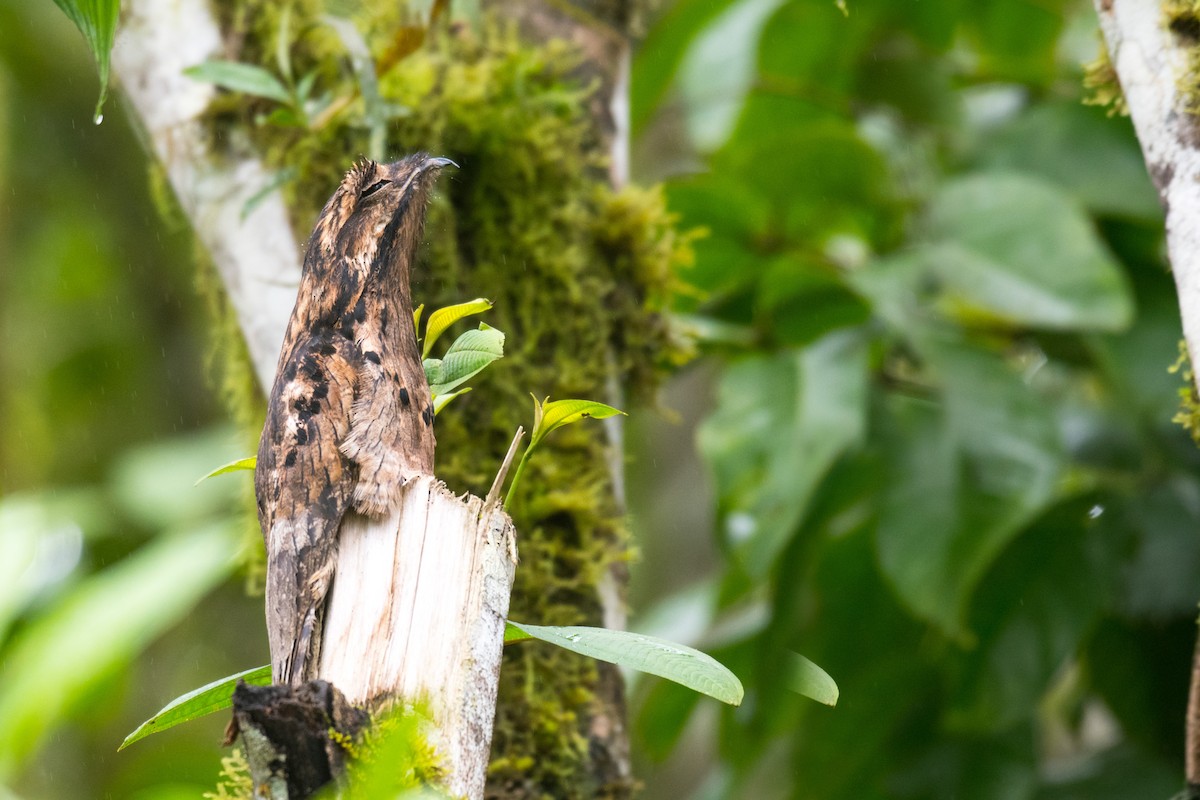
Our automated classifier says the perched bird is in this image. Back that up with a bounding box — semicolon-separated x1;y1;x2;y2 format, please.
255;154;452;686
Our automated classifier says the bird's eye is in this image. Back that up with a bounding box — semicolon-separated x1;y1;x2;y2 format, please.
361;179;391;199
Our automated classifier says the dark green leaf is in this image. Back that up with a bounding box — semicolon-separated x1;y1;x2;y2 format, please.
875;336;1062;637
973;103;1160;222
50;0;119;122
120;665;271;750
920;173;1134;332
699;331;868;578
629;0;741;135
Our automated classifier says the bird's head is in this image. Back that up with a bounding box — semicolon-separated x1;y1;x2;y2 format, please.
309;153;456;286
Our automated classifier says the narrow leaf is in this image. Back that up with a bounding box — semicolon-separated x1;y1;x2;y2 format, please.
51;0;119;123
507;621;744;706
119;665;272;750
422;298;494;358
183;61;292;104
529;399;625;450
412;304;425;335
195;456;256;486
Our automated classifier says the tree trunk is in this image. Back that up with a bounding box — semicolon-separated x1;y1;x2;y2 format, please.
114;1;653;796
115;3;517;796
1093;1;1200;793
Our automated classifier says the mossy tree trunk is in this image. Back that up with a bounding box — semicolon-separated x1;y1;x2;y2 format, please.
114;1;685;796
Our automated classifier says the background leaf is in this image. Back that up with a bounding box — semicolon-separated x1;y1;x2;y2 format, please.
0;524;240;778
183;61;292;104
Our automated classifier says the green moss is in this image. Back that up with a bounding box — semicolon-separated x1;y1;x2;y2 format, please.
204;747;253;800
1082;42;1127;118
194;9;692;797
1166;1;1200;116
1169;340;1200;444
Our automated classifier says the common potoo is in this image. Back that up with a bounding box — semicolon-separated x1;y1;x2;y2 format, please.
255;154;452;686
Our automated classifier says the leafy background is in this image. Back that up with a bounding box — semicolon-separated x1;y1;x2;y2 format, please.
1;0;1197;798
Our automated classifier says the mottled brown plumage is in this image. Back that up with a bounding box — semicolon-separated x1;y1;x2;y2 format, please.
255;154;451;685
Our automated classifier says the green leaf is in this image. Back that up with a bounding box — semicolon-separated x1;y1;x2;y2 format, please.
422;298;493;358
698;331;868;578
948;499;1110;732
0;524;239;778
528;398;626;450
183;61;292;104
425;325;504;397
630;0;741;136
506;621;744;706
973;102;1160;221
784;652;839;706
412;304;424;335
919;172;1134;332
51;0;119;123
431;387;471;415
119;665;271;750
875;335;1062;638
194;456;257;486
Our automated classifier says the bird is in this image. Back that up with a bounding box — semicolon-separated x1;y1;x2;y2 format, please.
254;153;453;686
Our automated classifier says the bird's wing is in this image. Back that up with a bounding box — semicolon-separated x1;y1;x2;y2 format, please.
255;330;359;685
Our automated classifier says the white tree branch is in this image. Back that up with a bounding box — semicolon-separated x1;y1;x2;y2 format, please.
113;0;300;390
1094;0;1200;368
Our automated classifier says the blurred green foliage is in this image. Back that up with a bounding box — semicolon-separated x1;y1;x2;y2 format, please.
5;0;1199;798
627;0;1197;798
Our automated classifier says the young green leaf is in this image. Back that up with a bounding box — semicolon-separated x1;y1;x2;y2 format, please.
119;665;272;751
194;456;257;486
506;621;744;706
183;61;292;104
422;298;494;358
432;387;472;415
529;398;626;450
412;304;425;335
426;325;505;397
51;0;119;123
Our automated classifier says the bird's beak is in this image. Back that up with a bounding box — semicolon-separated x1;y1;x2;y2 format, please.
423;156;458;171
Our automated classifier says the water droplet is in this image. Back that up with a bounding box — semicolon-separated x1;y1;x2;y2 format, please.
94;113;104;125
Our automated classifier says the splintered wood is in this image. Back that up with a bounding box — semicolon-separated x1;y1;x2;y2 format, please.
320;477;516;798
